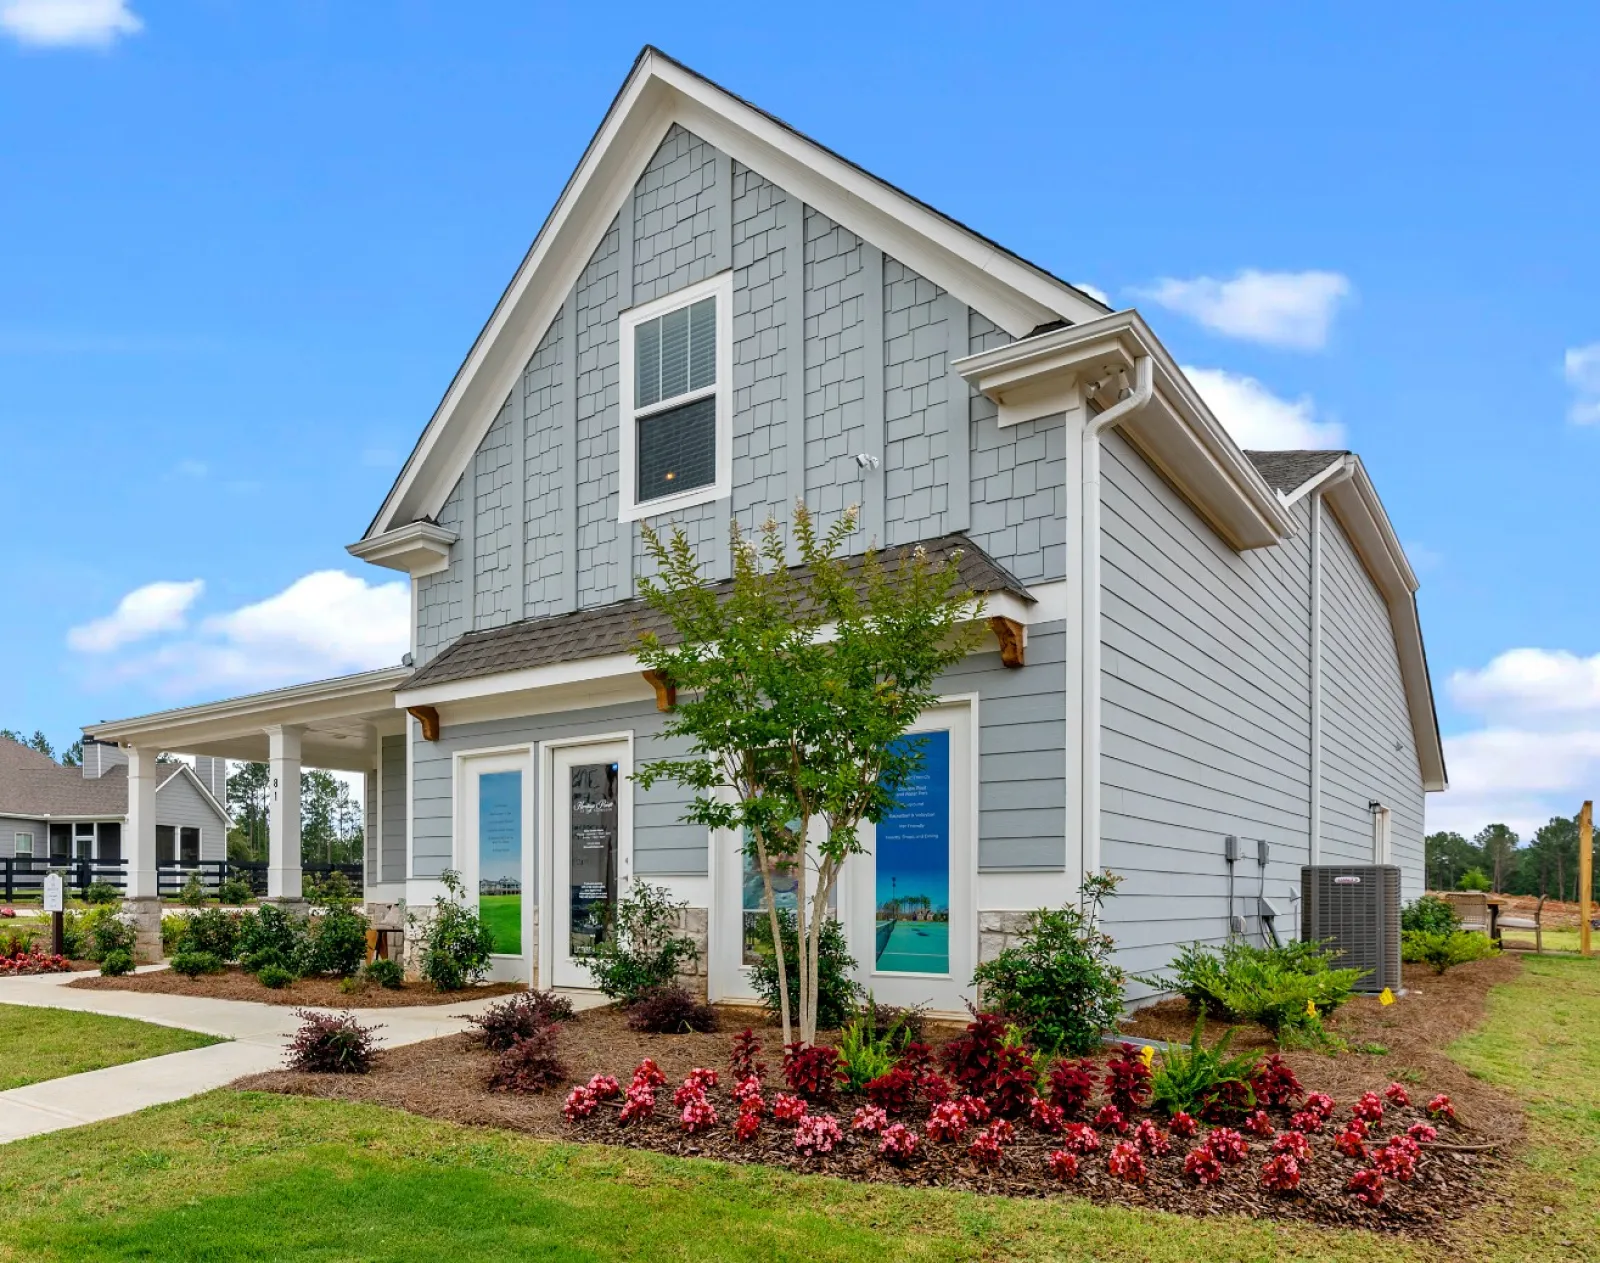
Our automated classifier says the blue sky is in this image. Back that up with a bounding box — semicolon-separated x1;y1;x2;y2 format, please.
1;1;1596;839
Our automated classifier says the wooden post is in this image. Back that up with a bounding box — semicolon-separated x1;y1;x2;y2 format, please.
1581;800;1594;959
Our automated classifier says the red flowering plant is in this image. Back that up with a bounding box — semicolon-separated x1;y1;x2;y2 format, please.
957;1095;991;1124
925;1101;968;1142
563;1086;599;1120
734;1075;764;1106
1048;1149;1080;1181
772;1093;808;1124
1244;1109;1275;1137
864;1068;917;1115
783;1043;845;1103
1107;1140;1148;1184
735;1109;761;1142
1028;1097;1067;1134
939;1011;1011;1096
1061;1122;1101;1155
631;1058;668;1089
794;1112;842;1156
988;1047;1040;1120
587;1074;621;1100
1407;1122;1439;1144
1183;1148;1223;1185
968;1121;1009;1168
619;1083;656;1124
1288;1109;1325;1135
1427;1093;1457;1122
1133;1118;1171;1156
1047;1058;1098;1118
1104;1046;1153;1114
1303;1091;1336;1121
1383;1081;1411;1107
917;1071;953;1105
730;1029;766;1081
851;1105;889;1134
1374;1135;1420;1182
1202;1127;1250;1164
1250;1054;1304;1109
1167;1110;1198;1138
1093;1103;1129;1135
895;1041;936;1075
1352;1092;1385;1125
680;1096;718;1134
1260;1153;1302;1192
1347;1167;1386;1206
1335;1128;1369;1159
1271;1130;1311;1161
880;1122;920;1164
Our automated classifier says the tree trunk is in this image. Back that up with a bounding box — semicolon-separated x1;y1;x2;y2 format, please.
751;827;792;1047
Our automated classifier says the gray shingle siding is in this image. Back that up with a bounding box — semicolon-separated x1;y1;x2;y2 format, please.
802;206;868;535
415;476;467;667
523;312;567;616
575;214;625;609
882;257;950;545
473;396;518;629
632;123;720;305
1319;509;1425;875
381;733;406;883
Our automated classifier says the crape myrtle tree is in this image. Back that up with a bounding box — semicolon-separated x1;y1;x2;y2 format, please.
634;503;981;1046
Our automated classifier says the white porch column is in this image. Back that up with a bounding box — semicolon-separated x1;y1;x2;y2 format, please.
124;746;160;900
266;725;304;901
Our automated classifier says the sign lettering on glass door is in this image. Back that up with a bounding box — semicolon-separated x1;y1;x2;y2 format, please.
568;762;619;955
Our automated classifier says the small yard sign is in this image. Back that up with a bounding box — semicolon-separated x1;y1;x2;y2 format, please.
43;872;64;913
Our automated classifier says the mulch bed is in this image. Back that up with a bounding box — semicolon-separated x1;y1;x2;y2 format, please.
67;965;527;1009
237;959;1525;1240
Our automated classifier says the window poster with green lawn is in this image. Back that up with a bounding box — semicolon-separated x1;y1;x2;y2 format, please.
874;731;951;976
478;770;522;955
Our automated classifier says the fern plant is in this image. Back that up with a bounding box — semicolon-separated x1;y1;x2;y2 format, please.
1149;1009;1262;1118
836;1000;910;1090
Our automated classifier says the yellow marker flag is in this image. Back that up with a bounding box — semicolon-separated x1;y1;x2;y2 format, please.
1139;1045;1155;1068
1306;998;1317;1017
1379;987;1396;1006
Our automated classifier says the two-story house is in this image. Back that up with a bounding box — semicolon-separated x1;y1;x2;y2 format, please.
84;48;1445;1002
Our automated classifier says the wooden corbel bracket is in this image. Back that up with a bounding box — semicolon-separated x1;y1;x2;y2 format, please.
988;616;1026;669
642;670;676;712
406;704;441;741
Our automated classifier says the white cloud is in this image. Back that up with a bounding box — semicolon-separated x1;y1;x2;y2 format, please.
1;0;141;47
1183;366;1346;450
1073;281;1110;306
67;579;203;653
1564;342;1600;425
1430;647;1600;838
1136;269;1352;350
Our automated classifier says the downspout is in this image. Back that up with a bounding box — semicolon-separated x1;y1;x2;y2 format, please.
1307;459;1354;867
1080;354;1154;879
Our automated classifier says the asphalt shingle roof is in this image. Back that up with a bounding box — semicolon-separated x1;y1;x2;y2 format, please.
1243;450;1349;495
0;740;188;819
404;533;1032;691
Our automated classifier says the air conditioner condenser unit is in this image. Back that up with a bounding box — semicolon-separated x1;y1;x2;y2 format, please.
1301;865;1401;993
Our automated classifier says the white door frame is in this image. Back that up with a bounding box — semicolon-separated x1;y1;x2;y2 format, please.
453;744;536;984
539;731;634;990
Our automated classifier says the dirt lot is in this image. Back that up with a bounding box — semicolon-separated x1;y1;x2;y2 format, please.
239;956;1521;1239
68;965;526;1009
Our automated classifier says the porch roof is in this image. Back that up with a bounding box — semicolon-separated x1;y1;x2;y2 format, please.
401;533;1035;693
81;666;412;772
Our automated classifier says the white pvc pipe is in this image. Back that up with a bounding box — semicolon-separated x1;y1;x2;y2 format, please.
1080;355;1154;878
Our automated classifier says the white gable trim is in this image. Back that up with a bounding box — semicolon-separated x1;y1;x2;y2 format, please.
362;47;1108;539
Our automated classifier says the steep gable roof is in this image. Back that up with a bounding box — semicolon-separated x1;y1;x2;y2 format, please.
363;46;1108;541
0;741;231;822
1244;449;1349;496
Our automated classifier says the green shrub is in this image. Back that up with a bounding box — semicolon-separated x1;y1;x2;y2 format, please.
1457;868;1493;893
82;906;136;963
171;950;224;978
0;926;37;958
1401;895;1461;935
1144;938;1367;1043
82;881;119;906
363;957;404;989
176;873;208;908
581;881;699;1005
217;874;255;906
59;910;86;959
99;948;134;977
413;870;495;991
237;903;310;974
969;874;1126;1056
179;907;242;961
301;905;370;978
836;1003;908;1090
160;914;189;954
1150;1010;1261;1117
305;870;358;910
749;908;861;1031
1401;929;1498;973
257;964;296;989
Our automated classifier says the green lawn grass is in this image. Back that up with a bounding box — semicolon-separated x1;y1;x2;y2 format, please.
0;956;1595;1261
1497;926;1588;954
478;894;521;955
0;1007;222;1091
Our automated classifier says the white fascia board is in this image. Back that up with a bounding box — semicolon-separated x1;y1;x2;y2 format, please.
1323;468;1446;792
1277;455;1355;508
366;49;1105;538
346;520;458;577
954;311;1294;549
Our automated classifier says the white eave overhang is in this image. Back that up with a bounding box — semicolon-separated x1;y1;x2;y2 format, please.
954;310;1294;551
346;520;457;577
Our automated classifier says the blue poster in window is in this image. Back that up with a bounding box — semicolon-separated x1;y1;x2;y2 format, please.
874;731;950;975
478;770;522;955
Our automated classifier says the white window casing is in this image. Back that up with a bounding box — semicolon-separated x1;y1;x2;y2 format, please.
617;270;734;522
14;831;33;858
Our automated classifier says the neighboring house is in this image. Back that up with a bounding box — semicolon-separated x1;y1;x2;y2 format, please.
0;737;229;876
82;48;1445;997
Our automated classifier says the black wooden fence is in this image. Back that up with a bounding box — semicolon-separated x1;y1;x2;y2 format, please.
0;857;363;903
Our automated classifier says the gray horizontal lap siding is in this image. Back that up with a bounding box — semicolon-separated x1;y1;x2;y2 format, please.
2;815;46;858
156;775;228;862
381;734;406;884
364;769;378;876
1097;431;1315;987
1318;509;1425;893
410;700;706;884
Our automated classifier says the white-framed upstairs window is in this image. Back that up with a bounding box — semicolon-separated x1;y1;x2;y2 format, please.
617;270;733;522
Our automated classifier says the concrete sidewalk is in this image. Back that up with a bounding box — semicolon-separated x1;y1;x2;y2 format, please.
0;969;600;1144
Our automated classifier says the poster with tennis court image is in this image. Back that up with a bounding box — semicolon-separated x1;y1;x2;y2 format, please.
874;731;951;975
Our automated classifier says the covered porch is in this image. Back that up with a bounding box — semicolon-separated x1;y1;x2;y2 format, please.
82;666;411;959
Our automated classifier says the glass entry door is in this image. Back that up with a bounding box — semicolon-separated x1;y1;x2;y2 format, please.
460;751;534;984
849;703;974;1014
547;740;631;989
